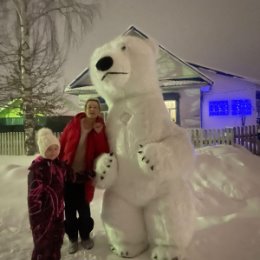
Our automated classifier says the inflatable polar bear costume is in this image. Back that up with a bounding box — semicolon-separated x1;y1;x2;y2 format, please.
90;35;196;260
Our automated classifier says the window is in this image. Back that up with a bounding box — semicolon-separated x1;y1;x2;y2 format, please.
163;92;180;124
164;100;177;122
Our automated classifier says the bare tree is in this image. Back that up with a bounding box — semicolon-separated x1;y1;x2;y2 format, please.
0;0;98;155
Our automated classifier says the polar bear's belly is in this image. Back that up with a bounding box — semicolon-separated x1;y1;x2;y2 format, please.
113;157;158;206
107;119;159;206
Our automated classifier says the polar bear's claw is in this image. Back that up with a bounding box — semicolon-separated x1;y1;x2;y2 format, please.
151;245;182;260
94;153;118;189
137;144;157;174
109;242;148;258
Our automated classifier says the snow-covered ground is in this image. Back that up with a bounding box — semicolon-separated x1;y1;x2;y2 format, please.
0;150;260;260
0;155;149;260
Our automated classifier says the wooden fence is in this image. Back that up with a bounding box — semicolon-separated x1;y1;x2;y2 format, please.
0;126;260;156
233;125;260;155
188;127;235;147
0;132;61;156
0;132;25;156
188;125;260;155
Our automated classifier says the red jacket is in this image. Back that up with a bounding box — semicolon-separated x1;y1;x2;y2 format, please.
59;112;109;202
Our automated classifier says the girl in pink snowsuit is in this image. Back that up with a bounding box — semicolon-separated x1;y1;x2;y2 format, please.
28;128;67;260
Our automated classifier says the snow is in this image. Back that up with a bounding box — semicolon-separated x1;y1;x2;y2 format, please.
0;153;260;260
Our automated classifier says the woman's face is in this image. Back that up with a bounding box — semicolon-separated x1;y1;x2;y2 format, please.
85;100;100;119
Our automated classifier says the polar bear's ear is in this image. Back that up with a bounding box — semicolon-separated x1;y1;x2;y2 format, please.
145;37;159;58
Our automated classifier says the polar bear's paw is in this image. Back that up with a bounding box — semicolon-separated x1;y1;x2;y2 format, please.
110;242;148;258
137;144;157;174
94;153;118;189
137;143;164;175
151;245;182;260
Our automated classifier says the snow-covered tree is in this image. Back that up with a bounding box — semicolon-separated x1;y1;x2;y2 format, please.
0;0;98;155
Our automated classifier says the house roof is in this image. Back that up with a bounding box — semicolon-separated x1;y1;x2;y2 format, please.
65;25;214;96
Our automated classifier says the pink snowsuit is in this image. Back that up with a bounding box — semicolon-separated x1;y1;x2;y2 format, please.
28;156;66;260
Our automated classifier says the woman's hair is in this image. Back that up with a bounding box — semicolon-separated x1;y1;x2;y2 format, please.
84;98;101;111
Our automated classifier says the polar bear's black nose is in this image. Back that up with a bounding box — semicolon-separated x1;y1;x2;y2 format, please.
96;56;113;71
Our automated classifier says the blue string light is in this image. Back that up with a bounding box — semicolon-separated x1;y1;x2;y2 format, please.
231;99;252;115
209;99;252;116
209;100;229;116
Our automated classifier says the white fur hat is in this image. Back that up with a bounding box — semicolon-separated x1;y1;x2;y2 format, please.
36;128;60;158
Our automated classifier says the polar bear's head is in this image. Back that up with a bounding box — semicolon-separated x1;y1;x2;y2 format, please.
90;36;159;105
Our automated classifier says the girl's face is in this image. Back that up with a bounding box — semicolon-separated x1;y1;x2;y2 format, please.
45;144;60;160
85;100;100;119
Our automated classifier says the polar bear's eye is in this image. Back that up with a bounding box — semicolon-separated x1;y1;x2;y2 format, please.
121;45;126;51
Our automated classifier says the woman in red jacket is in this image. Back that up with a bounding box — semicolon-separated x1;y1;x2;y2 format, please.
59;98;109;254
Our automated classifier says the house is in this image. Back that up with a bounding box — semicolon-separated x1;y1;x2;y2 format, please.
193;64;260;128
65;25;260;129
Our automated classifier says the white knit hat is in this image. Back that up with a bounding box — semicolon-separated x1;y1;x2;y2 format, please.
36;128;60;158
